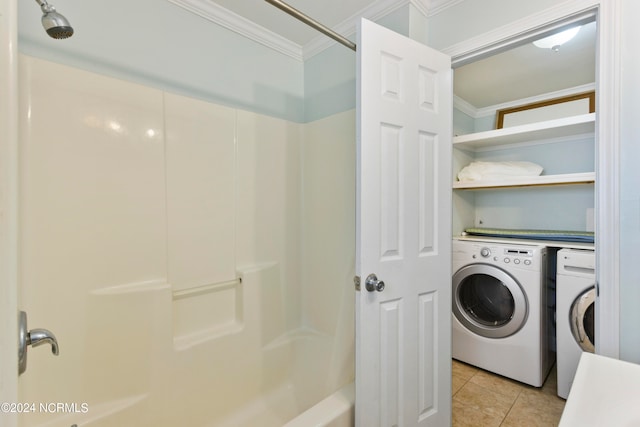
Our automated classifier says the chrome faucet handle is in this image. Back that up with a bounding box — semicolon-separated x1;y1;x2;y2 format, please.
27;328;59;355
18;311;59;375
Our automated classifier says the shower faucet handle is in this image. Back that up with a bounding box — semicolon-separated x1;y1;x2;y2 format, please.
18;311;59;375
27;328;60;354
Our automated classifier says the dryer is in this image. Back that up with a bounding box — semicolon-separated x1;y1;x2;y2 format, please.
452;239;553;387
556;248;595;399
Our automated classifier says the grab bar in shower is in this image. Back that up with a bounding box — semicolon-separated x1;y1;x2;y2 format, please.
172;278;241;300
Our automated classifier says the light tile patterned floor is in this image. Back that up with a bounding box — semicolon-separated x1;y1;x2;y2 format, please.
452;359;566;427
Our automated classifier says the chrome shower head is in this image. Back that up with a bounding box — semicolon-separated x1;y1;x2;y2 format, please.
35;0;73;39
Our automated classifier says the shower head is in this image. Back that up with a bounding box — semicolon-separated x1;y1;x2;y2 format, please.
35;0;74;39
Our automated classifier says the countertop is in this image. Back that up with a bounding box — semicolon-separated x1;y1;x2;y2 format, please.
559;352;640;426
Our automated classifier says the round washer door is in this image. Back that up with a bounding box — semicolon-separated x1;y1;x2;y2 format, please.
570;286;595;352
452;264;528;338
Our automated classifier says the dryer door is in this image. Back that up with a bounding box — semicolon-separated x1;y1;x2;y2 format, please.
570;286;595;352
452;264;528;338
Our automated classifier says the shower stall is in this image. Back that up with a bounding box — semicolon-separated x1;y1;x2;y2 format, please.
16;31;356;427
7;0;361;423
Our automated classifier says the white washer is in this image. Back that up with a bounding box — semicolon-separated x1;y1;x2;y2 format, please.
556;248;595;399
452;239;553;387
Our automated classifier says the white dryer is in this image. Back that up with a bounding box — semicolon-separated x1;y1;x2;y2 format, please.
556;248;595;399
452;239;553;387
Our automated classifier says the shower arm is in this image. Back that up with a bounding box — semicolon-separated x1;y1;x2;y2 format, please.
264;0;357;51
34;0;52;10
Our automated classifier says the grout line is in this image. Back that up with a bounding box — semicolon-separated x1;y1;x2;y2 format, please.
499;392;521;426
452;365;566;427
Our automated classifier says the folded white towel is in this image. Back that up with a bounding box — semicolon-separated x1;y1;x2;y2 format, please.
457;161;543;182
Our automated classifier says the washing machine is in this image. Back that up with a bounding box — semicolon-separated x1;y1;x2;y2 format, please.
452;239;553;387
556;248;595;399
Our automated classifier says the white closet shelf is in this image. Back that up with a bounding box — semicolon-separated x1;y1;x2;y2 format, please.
453;172;595;190
453;113;596;150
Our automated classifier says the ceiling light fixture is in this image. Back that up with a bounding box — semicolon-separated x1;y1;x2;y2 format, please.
533;26;581;52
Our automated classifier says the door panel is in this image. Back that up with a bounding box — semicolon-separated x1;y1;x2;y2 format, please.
356;18;452;426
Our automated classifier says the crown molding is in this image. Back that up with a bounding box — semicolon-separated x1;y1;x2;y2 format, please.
168;0;468;62
410;0;430;17
303;0;465;59
452;95;477;118
456;83;596;119
167;0;303;60
302;0;408;59
426;0;465;16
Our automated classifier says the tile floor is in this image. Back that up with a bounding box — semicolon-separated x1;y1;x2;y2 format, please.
452;359;566;427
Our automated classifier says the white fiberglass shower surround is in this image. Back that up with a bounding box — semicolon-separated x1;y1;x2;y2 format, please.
17;53;356;426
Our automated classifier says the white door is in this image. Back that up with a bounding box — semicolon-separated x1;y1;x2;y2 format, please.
355;18;452;426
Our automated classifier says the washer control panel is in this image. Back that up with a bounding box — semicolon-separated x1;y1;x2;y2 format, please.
503;248;534;265
454;240;541;270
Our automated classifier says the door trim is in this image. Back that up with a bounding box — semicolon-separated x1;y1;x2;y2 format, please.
442;0;621;359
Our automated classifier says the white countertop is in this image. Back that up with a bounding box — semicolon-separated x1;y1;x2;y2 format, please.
559;352;640;426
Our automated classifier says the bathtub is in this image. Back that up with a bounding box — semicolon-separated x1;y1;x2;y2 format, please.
25;381;354;427
284;382;354;427
19;264;355;427
213;381;354;427
27;356;354;427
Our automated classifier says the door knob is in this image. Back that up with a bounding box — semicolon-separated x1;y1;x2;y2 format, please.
365;273;385;292
18;311;59;375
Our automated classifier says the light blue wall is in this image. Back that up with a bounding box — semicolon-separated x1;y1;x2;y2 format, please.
302;5;411;123
18;1;423;124
303;44;356;122
453;108;474;136
474;115;497;133
471;137;595;231
618;0;640;363
452;109;495;135
18;0;304;122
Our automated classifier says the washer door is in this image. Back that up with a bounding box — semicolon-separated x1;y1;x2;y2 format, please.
452;264;528;338
570;286;595;352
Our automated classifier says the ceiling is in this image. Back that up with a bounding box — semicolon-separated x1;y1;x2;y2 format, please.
454;20;596;111
186;0;596;112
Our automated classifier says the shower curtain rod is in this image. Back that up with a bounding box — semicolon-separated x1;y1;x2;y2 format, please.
264;0;357;51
